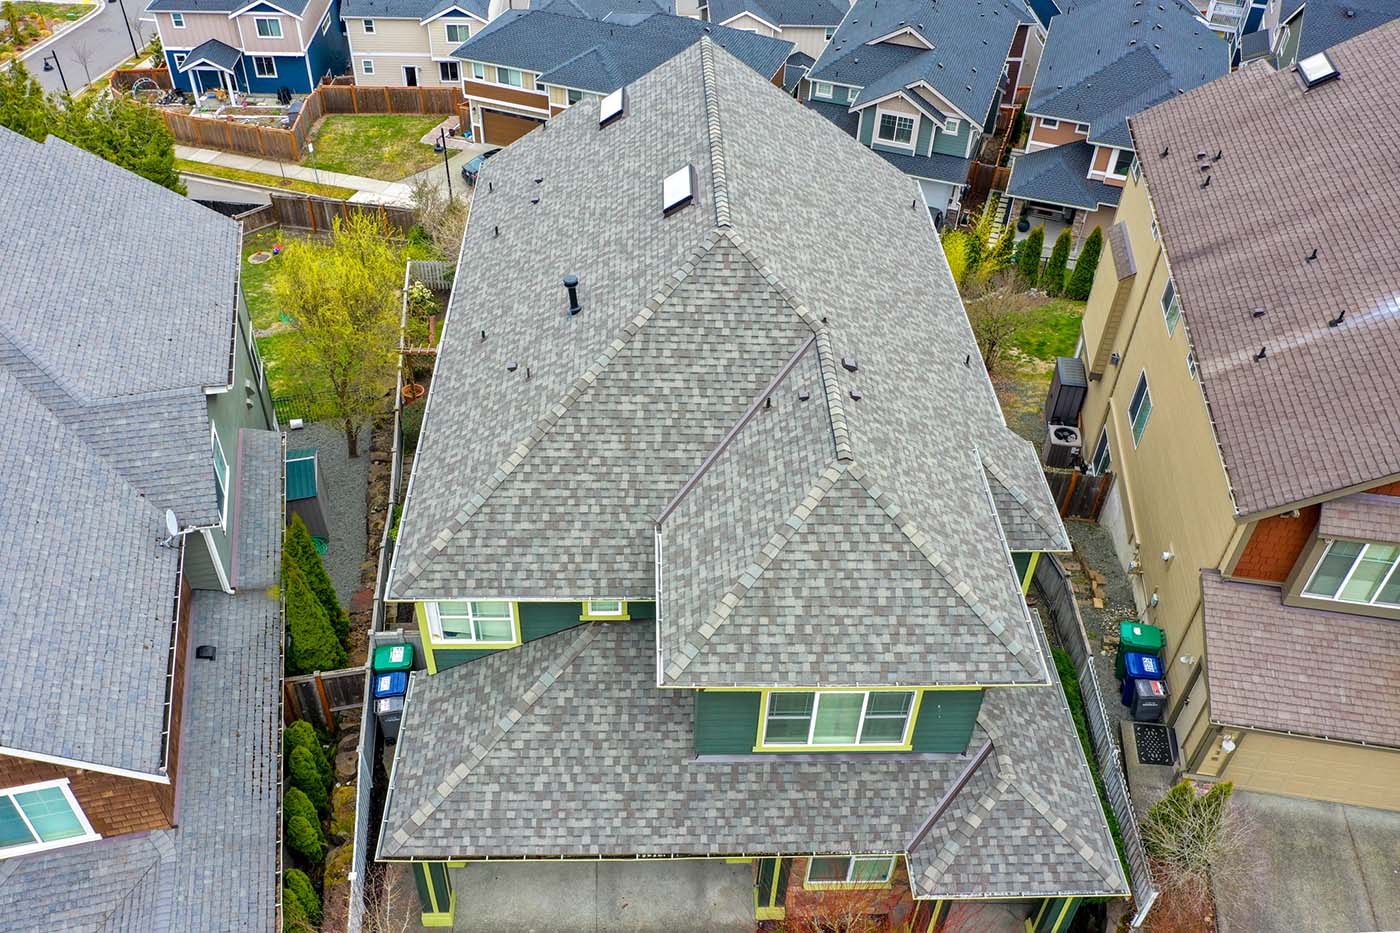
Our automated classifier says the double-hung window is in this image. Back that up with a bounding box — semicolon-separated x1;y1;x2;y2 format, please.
813;80;833;99
1127;372;1152;446
943;117;959;133
444;23;469;42
1303;542;1400;607
361;59;375;75
253;56;276;78
567;88;583;105
254;16;282;38
362;18;375;32
1161;279;1181;335
876;112;914;146
806;856;896;885
1089;427;1111;475
0;780;99;858
426;600;516;643
439;61;460;82
471;61;485;80
762;691;915;747
1111;148;1135;177
171;12;185;27
498;67;523;87
212;424;229;523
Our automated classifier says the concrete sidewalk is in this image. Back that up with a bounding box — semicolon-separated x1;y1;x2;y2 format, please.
175;145;415;207
1215;791;1400;933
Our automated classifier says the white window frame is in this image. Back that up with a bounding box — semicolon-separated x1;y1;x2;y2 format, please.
253;16;283;38
1186;351;1198;380
1130;158;1142;182
874;109;915;149
497;66;523;88
760;690;916;748
423;600;519;645
471;61;485;80
1089;426;1111;476
252;55;276;78
171;11;185;27
444;22;470;43
321;8;331;32
1106;147;1135;179
813;80;833;98
173;52;187;67
582;600;627;619
1074;121;1089;133
0;779;100;859
943;117;959;133
1303;541;1400;608
361;59;374;75
1040;117;1060;130
211;423;229;526
1161;279;1181;335
824;25;835;39
804;855;896;886
566;87;583;105
1127;371;1153;447
439;60;460;82
362;18;375;32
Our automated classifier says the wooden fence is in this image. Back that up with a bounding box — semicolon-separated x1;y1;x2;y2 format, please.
110;67;173;91
1044;467;1115;522
234;195;417;236
162;84;461;163
284;667;366;732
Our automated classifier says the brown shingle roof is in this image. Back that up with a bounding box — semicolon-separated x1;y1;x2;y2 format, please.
1200;570;1400;747
1130;22;1400;517
1318;492;1400;542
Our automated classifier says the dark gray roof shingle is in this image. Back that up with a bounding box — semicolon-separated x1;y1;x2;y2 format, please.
339;0;487;20
1131;21;1400;515
1292;0;1400;58
179;38;243;71
147;0;310;17
707;0;846;27
1007;140;1124;210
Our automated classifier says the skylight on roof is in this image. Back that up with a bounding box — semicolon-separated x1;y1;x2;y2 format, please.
662;164;695;215
599;86;626;127
1296;51;1340;88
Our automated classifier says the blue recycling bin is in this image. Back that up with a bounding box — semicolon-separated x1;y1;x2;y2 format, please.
373;670;408;700
1121;651;1164;706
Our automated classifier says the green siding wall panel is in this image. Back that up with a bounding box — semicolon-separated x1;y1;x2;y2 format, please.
858;109;874;146
916;115;933;156
910;690;983;753
694;691;761;754
519;602;587;641
432;648;499;672
628;601;656;621
1012;552;1031;581
932;119;970;157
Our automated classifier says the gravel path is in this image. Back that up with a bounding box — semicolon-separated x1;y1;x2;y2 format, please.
289;421;370;606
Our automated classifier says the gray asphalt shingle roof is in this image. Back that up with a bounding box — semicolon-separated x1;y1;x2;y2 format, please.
339;0;487;21
179;38;243;71
808;0;1031;125
147;0;310;16
388;41;1067;689
707;0;846;26
0;431;284;932
1006;140;1124;209
379;621;1127;897
1291;0;1400;58
807;98;976;186
1131;21;1400;516
1026;0;1228;149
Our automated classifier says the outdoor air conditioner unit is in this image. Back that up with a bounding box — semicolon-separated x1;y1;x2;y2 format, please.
1042;424;1082;469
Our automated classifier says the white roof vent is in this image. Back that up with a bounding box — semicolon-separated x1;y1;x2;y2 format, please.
599;86;626;127
662;164;695;215
1296;51;1340;89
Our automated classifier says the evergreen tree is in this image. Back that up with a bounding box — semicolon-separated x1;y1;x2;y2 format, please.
284;558;346;675
284;720;333;791
0;63;52;141
1014;226;1044;289
1064;226;1104;300
985;227;1016;277
1042;229;1073;297
287;812;326;864
289;745;330;815
284;869;322;926
284;786;323;841
286;514;349;650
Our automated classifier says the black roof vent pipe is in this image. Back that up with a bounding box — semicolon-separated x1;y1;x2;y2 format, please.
564;275;582;316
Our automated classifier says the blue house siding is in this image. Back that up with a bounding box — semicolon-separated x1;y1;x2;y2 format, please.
162;0;348;95
305;0;351;84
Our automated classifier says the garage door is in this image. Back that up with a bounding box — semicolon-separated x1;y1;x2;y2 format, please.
481;108;544;146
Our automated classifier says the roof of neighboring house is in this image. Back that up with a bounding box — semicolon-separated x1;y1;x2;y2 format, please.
782;49;813;91
339;0;488;21
1026;0;1228;149
1131;21;1400;517
1318;491;1400;543
378;621;1127;898
708;0;846;27
808;0;1031;127
451;10;793;88
1288;0;1400;59
388;40;1066;688
1007;140;1124;210
1201;571;1400;747
179;37;243;71
147;0;311;17
0;432;284;932
531;0;671;18
808;99;974;186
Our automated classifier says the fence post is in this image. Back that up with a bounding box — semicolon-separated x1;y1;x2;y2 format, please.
352;84;360;113
314;672;338;734
283;679;302;724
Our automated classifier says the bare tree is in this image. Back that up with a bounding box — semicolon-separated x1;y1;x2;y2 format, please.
1142;780;1255;918
408;177;470;259
360;865;415;933
961;271;1041;378
72;42;94;86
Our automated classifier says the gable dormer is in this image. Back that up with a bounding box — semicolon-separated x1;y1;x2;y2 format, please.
867;25;934;48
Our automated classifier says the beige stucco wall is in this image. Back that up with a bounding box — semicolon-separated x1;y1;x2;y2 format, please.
158;11;240;49
1221;731;1400;810
1078;175;1237;714
346;16;429;55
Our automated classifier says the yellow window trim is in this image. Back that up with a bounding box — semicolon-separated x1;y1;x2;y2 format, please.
419;600;522;650
1021;551;1041;594
753;689;925;752
580;600;630;621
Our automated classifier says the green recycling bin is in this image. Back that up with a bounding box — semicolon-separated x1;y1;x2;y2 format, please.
1115;621;1165;680
372;643;415;673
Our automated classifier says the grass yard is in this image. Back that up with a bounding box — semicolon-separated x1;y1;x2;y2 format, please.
1010;298;1084;363
176;158;357;200
242;227;311;394
305;115;445;181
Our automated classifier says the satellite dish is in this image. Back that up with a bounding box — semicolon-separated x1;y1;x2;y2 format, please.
165;509;181;538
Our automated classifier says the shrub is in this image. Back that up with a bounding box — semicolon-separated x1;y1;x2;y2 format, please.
285;721;332;790
287;813;326;864
1014;226;1044;288
285;786;322;837
284;559;345;676
1064;226;1104;300
286;514;349;650
289;745;330;815
282;888;313;933
284;869;322;926
1042;229;1072;296
399;402;424;455
941;229;972;285
984;227;1016;278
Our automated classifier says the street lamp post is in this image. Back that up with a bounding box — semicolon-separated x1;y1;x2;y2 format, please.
439;128;453;202
106;0;141;58
42;52;70;94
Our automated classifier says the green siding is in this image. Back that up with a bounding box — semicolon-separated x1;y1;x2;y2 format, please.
519;602;588;641
932;118;970;157
910;690;983;752
286;449;318;501
628;601;656;621
694;691;761;754
182;539;221;590
432;647;500;672
858;109;874;146
916;115;933;156
1012;552;1031;581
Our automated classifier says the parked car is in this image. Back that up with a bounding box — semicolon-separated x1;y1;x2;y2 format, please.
461;148;503;186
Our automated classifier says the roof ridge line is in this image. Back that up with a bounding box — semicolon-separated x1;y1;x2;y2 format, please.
391;624;603;852
846;461;1045;681
1011;777;1125;888
699;37;731;229
979;442;1065;546
661;460;847;682
393;232;724;592
914;773;1017;889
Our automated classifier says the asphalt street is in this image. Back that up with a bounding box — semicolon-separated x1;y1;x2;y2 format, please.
18;0;150;95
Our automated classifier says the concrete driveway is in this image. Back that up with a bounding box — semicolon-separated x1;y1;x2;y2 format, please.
443;861;754;933
1215;791;1400;933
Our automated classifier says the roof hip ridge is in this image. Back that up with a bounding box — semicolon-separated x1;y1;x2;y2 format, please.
699;37;732;229
979;443;1065;546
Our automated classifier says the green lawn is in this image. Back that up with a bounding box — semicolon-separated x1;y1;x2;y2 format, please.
305;115;445;181
1011;298;1084;363
242;227;306;394
176;158;356;200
